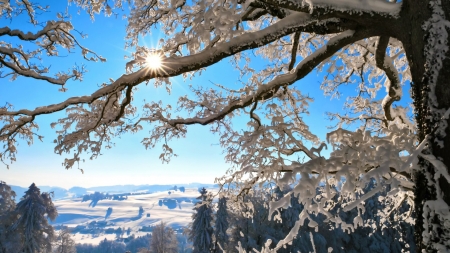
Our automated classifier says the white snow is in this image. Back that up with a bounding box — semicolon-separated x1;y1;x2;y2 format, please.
307;0;401;15
52;188;215;245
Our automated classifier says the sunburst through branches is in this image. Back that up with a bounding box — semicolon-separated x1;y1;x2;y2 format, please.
145;52;163;70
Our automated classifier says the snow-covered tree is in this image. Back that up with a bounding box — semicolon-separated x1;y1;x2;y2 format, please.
2;0;450;251
213;196;229;252
0;181;20;253
189;188;213;253
0;181;15;214
10;183;58;253
228;192;275;252
227;185;414;253
150;221;178;253
53;228;76;253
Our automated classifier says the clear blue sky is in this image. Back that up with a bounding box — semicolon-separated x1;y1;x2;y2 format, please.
0;1;384;189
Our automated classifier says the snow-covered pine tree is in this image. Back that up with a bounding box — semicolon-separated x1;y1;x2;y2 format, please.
228;202;250;252
0;181;15;214
227;191;278;252
213;195;229;252
226;184;414;253
0;181;20;253
272;187;303;253
189;187;213;253
10;183;58;253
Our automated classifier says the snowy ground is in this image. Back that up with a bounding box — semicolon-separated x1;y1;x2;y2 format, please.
52;188;214;245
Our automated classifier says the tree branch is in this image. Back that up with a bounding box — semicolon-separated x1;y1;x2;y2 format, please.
241;7;268;21
154;30;368;128
375;36;401;122
288;32;301;71
258;0;401;22
249;100;261;127
1;13;339;118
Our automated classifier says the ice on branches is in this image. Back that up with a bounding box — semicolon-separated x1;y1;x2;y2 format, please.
3;0;450;251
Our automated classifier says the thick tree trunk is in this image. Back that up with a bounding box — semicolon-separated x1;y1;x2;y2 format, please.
404;0;450;251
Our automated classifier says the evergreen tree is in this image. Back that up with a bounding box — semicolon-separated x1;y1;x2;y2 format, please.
226;185;415;253
189;187;213;253
0;181;20;253
10;183;58;253
213;196;229;252
0;181;16;214
229;192;281;252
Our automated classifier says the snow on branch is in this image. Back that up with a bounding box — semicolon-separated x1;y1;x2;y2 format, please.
1;9;106;84
219;123;418;249
375;36;403;123
149;29;365;127
259;0;402;21
1;0;435;251
0;13;359;167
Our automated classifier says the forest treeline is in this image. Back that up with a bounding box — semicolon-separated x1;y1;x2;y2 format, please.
0;182;414;253
189;187;414;253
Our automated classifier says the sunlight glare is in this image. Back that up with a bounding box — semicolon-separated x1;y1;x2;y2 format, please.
146;53;162;70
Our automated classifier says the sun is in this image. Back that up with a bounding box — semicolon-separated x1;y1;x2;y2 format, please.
145;53;163;70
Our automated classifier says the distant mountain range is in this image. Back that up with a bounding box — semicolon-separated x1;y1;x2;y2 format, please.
10;183;219;201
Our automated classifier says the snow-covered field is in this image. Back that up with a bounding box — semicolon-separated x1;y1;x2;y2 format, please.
52;188;212;245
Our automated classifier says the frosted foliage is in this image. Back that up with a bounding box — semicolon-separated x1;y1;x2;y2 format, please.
1;0;409;170
150;221;178;253
53;228;76;253
10;183;57;253
0;181;19;252
0;181;15;214
214;197;229;252
227;186;414;253
0;0;106;169
190;188;214;253
0;1;105;84
1;0;450;251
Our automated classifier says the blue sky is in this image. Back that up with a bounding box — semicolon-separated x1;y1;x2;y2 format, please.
1;2;372;188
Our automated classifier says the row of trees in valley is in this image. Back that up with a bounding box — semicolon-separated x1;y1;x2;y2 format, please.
75;222;186;253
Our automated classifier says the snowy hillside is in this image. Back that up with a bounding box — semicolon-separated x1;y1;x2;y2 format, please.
51;188;214;245
10;183;219;201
